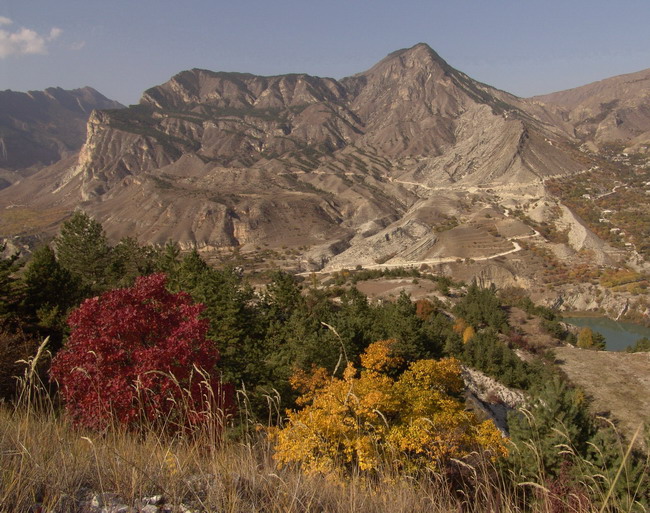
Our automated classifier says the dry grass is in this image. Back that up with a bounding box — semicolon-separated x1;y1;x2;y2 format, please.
0;348;647;513
0;403;510;513
0;398;517;513
555;346;650;447
0;206;69;237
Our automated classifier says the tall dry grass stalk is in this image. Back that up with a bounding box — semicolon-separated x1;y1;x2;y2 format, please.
1;342;647;513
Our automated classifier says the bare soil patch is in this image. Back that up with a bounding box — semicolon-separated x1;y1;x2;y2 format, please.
355;278;444;301
554;346;650;445
508;307;560;351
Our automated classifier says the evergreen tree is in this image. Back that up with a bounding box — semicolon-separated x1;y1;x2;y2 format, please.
55;211;111;292
107;237;157;288
0;244;21;323
165;250;264;390
627;337;650;352
261;270;306;323
586;423;650;508
371;291;433;362
327;287;377;359
22;245;82;338
154;240;182;277
453;282;508;331
508;378;596;477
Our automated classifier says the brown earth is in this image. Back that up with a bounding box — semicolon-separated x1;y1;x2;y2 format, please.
554;346;650;446
354;278;447;302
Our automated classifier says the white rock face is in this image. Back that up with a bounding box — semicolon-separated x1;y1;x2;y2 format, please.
462;366;526;434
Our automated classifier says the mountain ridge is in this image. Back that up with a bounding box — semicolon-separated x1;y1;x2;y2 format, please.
1;44;647;280
533;67;650;151
0;86;124;175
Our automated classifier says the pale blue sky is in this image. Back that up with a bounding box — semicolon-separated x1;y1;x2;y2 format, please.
1;0;648;105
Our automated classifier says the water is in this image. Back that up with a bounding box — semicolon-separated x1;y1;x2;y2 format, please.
562;316;650;351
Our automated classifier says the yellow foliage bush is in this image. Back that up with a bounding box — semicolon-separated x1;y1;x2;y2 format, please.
273;340;507;475
462;325;476;343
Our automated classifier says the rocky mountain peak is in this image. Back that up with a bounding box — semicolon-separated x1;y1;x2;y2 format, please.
533;68;650;150
344;43;451;93
377;42;451;73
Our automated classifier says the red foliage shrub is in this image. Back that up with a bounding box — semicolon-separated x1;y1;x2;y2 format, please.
50;273;230;431
415;299;435;320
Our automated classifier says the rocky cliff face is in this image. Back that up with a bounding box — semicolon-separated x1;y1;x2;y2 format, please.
0;87;123;175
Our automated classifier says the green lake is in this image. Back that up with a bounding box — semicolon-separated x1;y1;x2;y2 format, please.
562;316;650;351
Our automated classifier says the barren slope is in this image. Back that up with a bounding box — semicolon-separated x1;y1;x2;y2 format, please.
534;68;650;151
555;346;650;445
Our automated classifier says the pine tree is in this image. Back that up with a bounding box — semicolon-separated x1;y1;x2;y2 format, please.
54;211;111;292
0;243;22;323
107;237;157;288
22;245;82;336
508;377;596;477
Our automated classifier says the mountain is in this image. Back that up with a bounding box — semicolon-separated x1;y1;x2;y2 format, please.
534;68;650;152
0;87;124;178
0;44;642;277
57;44;581;200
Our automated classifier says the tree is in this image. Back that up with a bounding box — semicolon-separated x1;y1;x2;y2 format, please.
54;211;111;292
371;291;434;361
627;337;650;352
576;327;604;349
462;325;476;343
107;237;157;288
261;270;306;323
508;378;595;478
23;246;81;312
50;273;230;431
21;246;82;346
154;240;182;277
0;243;21;323
453;283;508;332
273;340;507;476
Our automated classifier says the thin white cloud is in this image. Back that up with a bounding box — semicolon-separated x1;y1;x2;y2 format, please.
70;40;86;51
48;27;63;40
0;18;62;58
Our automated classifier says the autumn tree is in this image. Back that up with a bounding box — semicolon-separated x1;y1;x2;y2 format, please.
273;340;507;475
462;325;476;343
50;273;229;431
576;326;606;349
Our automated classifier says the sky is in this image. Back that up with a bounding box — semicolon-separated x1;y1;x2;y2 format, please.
0;0;648;106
